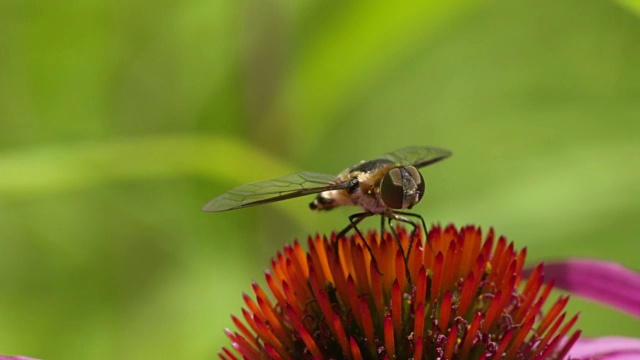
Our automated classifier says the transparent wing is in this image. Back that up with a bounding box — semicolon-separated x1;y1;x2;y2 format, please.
377;146;452;168
202;171;356;212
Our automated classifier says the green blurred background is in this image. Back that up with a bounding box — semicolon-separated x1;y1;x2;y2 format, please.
1;0;640;358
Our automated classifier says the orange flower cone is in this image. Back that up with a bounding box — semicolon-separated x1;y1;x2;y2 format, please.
220;225;580;360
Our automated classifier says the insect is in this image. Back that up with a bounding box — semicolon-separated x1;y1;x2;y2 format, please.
203;146;451;280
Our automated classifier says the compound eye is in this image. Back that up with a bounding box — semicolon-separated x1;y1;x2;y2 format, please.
405;166;425;202
380;168;404;209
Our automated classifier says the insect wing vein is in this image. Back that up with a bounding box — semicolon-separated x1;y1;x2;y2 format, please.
377;146;452;168
202;171;349;212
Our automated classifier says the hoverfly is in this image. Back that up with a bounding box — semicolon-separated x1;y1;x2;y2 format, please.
203;146;451;280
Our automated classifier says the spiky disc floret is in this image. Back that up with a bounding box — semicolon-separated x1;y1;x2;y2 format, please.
220;225;580;360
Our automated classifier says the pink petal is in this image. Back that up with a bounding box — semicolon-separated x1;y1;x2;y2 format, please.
0;357;40;360
568;336;640;359
537;259;640;317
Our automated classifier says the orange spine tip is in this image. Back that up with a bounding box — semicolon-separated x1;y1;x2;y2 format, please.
329;256;349;310
316;236;334;284
271;255;286;286
534;312;566;355
444;324;458;360
347;275;363;326
378;240;394;290
558;312;580;340
220;346;238;360
514;275;544;323
292;241;309;278
413;301;426;341
395;250;406;292
231;315;256;347
391;279;403;338
480;230;494;261
359;296;376;357
472;254;486;290
494;329;513;357
384;314;395;359
353;245;370;295
231;332;260;359
350;337;364;360
469;228;483;268
263;344;284;360
256;296;290;347
482;291;502;333
416;266;428;310
556;329;582;360
439;291;452;333
456;272;475;318
297;324;324;360
240;308;258;336
413;335;424;360
285;258;308;300
459;311;482;358
423;238;435;270
316;289;338;337
253;315;285;356
284;303;303;330
441;241;457;286
252;281;273;309
538;294;568;336
258;298;293;346
494;245;515;285
361;233;374;267
264;270;286;309
338;237;351;275
409;238;423;282
451;240;464;283
370;261;384;316
332;313;351;358
490;237;507;279
497;273;516;316
308;244;328;287
281;280;302;320
458;236;472;278
242;293;263;323
514;247;527;287
505;315;535;359
430;252;444;302
521;263;543;299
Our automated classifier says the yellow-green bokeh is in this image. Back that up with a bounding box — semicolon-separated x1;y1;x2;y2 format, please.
1;0;639;358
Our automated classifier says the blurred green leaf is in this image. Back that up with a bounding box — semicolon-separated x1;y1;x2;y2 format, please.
281;0;481;156
0;135;293;198
617;0;640;16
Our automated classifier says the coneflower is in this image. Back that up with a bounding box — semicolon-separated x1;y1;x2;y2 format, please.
220;225;581;359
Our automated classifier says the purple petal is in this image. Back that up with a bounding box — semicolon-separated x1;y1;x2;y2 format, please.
538;258;640;317
568;336;640;359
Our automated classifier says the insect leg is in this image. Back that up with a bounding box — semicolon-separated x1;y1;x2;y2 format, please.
335;212;383;275
335;212;370;241
334;212;368;260
391;210;432;259
385;212;421;286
